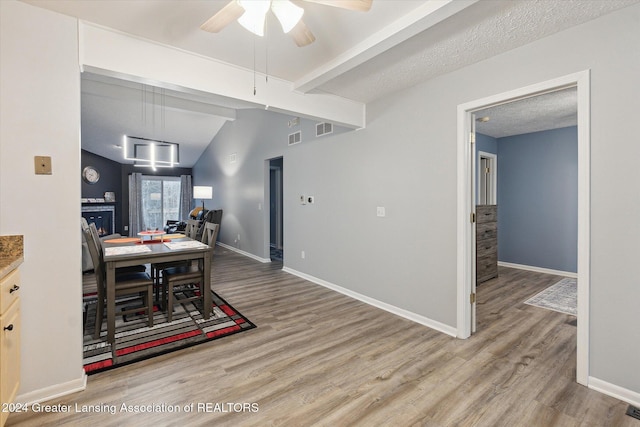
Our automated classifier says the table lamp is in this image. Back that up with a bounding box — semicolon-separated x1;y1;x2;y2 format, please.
193;185;213;211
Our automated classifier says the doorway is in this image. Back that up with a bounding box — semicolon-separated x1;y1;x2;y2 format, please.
269;157;283;261
456;71;591;386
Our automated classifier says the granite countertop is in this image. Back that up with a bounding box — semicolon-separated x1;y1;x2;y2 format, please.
0;235;24;281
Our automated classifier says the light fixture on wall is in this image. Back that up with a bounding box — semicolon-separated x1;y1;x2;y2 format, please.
122;135;179;169
193;185;213;211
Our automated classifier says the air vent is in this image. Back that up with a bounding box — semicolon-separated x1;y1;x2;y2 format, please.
288;131;301;146
316;122;333;137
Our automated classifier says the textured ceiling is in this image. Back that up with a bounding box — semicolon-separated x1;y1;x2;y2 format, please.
317;0;639;102
475;87;577;139
20;0;639;165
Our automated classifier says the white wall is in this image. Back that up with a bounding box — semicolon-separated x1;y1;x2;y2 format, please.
0;1;85;400
283;4;640;394
196;3;640;396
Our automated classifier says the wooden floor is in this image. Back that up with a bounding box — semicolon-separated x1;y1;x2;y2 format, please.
8;248;639;426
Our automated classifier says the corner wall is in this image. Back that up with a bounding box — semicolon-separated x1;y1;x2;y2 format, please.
0;1;85;400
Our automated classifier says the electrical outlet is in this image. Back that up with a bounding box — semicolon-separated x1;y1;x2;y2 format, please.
377;206;386;217
301;250;305;259
307;196;315;204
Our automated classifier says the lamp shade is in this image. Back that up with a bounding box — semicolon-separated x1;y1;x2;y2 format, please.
193;186;213;200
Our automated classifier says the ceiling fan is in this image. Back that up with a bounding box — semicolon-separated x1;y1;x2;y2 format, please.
200;0;373;47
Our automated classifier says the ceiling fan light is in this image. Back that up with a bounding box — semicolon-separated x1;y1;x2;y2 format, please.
271;0;304;34
237;0;271;36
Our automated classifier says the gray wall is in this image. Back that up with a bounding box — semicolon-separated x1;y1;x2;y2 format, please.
497;127;578;273
194;3;640;394
192;109;348;259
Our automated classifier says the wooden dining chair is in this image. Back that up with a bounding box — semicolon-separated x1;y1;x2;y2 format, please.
185;219;200;240
201;222;219;246
150;220;200;299
87;223;147;275
161;234;212;322
83;226;154;340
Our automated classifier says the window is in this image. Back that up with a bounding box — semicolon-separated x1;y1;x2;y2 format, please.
141;176;181;230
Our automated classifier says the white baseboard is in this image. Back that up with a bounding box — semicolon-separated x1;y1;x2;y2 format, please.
497;261;577;279
216;242;270;263
282;267;457;337
16;370;87;405
589;376;640;408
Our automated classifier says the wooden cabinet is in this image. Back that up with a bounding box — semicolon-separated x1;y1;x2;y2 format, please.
476;205;498;283
0;268;20;427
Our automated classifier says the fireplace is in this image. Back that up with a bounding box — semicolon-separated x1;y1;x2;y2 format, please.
82;205;115;237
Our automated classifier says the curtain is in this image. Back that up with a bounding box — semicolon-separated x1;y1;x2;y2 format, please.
128;172;143;237
179;175;193;220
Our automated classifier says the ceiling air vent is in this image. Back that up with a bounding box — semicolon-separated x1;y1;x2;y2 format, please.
288;131;301;146
316;122;333;137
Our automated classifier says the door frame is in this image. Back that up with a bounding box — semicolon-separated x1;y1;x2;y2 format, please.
455;70;590;386
264;156;284;261
477;151;497;205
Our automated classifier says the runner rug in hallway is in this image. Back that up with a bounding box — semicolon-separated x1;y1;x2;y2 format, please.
83;289;255;374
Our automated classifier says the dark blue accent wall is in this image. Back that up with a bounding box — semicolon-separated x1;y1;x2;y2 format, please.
497;126;578;273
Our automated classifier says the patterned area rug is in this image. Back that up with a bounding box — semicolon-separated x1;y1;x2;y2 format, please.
83;289;255;374
524;277;577;316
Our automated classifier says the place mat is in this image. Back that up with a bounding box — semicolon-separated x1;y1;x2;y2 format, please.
164;240;209;250
164;233;186;239
104;245;152;256
103;237;140;244
135;239;172;245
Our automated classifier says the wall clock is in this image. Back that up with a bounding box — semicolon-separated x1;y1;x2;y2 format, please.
82;166;100;184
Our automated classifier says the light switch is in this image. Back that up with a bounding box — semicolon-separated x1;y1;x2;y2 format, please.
377;207;386;217
34;156;52;175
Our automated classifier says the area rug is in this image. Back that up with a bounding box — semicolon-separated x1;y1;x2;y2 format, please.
83;289;255;374
524;277;577;316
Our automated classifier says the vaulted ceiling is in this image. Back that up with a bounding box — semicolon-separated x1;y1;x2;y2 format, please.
21;0;639;165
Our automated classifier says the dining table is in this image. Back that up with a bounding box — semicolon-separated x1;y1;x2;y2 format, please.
102;236;213;344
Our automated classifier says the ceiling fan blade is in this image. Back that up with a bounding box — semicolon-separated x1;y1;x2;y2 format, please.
303;0;372;12
200;1;245;33
289;19;316;47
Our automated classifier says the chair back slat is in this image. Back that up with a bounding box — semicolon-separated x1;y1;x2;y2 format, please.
201;222;219;247
185;219;200;239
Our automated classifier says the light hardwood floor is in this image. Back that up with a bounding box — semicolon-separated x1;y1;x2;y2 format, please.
8;248;639;426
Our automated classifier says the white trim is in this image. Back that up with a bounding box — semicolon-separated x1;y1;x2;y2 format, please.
282;267;457;337
589;377;640;408
216;242;271;264
456;70;590;386
79;22;365;129
477;151;497;205
497;261;577;279
16;371;87;405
